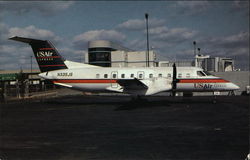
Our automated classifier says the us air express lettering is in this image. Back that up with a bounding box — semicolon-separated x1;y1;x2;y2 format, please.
194;83;213;89
36;51;53;57
214;84;226;88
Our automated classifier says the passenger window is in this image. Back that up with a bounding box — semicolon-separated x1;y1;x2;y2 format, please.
139;74;143;79
178;73;182;78
158;74;162;78
186;73;190;78
104;74;108;78
167;73;171;78
112;74;117;79
149;74;153;78
96;74;100;78
121;74;125;78
197;71;206;77
131;74;134;78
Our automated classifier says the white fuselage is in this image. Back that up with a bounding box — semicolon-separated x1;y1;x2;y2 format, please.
39;66;239;96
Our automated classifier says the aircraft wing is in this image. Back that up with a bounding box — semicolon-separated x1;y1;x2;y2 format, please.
117;78;148;90
117;78;172;95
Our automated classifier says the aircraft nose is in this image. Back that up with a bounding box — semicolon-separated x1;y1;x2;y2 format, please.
229;83;240;90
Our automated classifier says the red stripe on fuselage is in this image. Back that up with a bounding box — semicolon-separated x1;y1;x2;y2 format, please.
37;56;61;59
52;78;229;84
53;79;117;83
179;79;229;83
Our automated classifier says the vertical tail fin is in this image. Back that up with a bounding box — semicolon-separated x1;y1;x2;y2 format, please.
9;36;67;72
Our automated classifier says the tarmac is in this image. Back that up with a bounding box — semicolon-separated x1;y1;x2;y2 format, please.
0;95;249;160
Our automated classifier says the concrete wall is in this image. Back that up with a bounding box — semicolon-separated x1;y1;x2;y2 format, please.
111;50;156;67
159;61;193;67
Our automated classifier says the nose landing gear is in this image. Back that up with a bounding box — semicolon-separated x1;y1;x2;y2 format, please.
228;90;236;96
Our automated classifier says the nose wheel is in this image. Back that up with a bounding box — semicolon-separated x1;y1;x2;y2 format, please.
228;90;236;96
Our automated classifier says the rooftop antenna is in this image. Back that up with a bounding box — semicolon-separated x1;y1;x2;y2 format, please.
193;41;196;56
145;13;149;67
198;48;201;55
30;55;32;79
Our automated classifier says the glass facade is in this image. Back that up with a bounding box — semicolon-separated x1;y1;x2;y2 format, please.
88;47;116;67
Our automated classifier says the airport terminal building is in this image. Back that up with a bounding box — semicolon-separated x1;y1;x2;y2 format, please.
86;40;156;67
86;40;132;67
85;40;236;72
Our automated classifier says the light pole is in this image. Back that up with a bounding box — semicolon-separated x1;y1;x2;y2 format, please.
145;13;149;67
193;41;197;67
30;56;32;79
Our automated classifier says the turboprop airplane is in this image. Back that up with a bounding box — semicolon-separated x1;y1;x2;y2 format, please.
9;36;239;96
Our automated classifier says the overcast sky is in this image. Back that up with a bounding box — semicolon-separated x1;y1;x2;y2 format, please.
0;1;249;70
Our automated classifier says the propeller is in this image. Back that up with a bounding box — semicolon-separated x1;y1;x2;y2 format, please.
172;63;179;96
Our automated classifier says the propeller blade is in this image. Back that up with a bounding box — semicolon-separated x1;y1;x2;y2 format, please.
172;63;177;96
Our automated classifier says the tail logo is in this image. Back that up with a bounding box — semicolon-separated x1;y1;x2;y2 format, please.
36;51;55;61
36;51;53;57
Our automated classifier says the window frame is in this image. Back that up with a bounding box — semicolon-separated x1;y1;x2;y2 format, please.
178;73;182;78
96;74;100;79
104;74;108;78
149;74;153;78
121;74;125;78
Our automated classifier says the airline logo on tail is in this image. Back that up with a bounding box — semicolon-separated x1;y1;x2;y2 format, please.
36;51;53;57
36;49;55;61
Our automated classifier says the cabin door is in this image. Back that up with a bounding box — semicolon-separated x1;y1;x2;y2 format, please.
111;71;118;88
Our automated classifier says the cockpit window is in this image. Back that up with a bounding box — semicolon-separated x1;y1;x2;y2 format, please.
197;71;206;77
203;71;213;76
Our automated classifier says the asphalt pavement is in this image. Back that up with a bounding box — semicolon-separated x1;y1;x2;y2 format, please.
0;95;249;160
